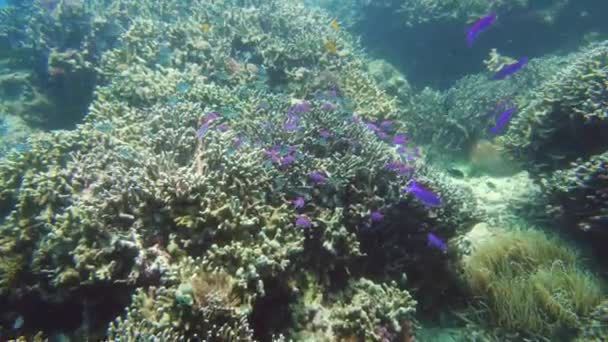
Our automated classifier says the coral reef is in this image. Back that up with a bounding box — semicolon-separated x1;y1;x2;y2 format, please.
107;257;254;341
0;0;479;339
543;152;608;235
498;42;608;173
461;229;603;338
330;278;416;341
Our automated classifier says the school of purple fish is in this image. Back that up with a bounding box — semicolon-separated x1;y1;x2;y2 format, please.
190;9;536;253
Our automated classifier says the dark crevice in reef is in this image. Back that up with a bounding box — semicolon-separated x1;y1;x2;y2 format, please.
0;282;133;340
530;114;608;173
250;278;294;342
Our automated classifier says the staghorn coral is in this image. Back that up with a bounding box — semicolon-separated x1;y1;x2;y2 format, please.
0;0;479;339
107;258;253;341
404;53;565;158
543;152;608;234
330;278;416;341
498;42;608;174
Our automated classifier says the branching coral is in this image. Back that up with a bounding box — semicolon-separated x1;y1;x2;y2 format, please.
543;151;608;234
0;0;481;340
108;258;253;341
498;42;608;173
330;278;416;341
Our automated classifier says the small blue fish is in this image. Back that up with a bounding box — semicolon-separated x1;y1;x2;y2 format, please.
281;153;296;167
309;171;327;185
264;145;281;164
490;106;517;134
393;134;408;145
404;181;442;207
380;120;393;130
196;123;209;138
319;129;333;138
293;197;305;209
295;215;312;228
370;211;384;222
427;233;447;253
467;11;496;47
493;57;529;80
289;101;311;115
321;102;336;112
385;161;413;176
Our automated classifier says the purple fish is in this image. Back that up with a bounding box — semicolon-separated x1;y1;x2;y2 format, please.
366;122;380;133
370;211;384;222
295;215;312;228
385;161;413;176
289;101;311;115
322;102;336;112
309;171;327;185
393;134;408;145
284;116;300;132
490;106;517;134
493;57;529;80
293;197;305;209
380;120;393;130
467;12;496;47
264;145;281;164
404;181;442;207
217;123;230;132
196;122;210;138
281;153;296;167
203;112;219;122
319;129;333;138
427;233;447;252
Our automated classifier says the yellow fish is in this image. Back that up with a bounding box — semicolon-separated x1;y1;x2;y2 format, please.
324;40;338;54
201;23;210;33
330;19;340;32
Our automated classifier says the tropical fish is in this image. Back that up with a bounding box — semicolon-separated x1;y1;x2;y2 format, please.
289;101;311;115
295;215;312;228
201;23;210;33
196;123;209;138
293;197;305;209
324;40;338;54
490;106;517;134
264;146;281;164
393;134;408;145
380;120;393;130
385;161;413;176
493;57;529;80
321;102;336;112
427;233;447;252
283;114;300;132
404;181;442;207
281;153;296;167
467;11;496;47
319;129;333;138
309;171;327;185
370;211;384;222
330;19;340;32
